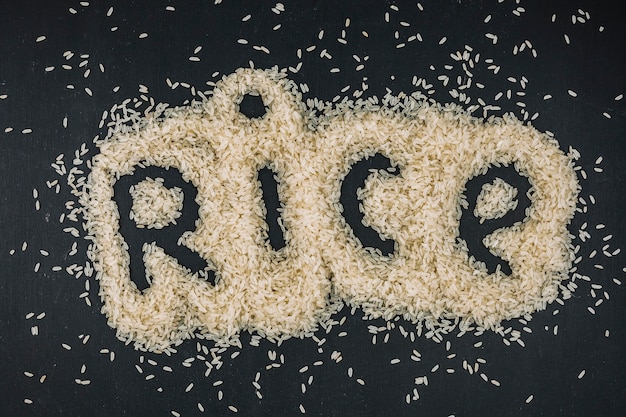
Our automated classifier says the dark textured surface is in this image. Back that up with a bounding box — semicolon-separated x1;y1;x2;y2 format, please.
1;1;625;416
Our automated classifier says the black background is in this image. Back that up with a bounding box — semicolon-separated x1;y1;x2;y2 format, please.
1;1;625;416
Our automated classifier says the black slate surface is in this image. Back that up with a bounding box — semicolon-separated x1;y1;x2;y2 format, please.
1;1;625;416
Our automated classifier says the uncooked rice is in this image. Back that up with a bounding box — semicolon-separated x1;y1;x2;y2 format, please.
81;67;580;352
129;177;184;229
474;177;518;222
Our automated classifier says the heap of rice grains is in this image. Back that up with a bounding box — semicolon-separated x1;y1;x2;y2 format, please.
80;67;580;353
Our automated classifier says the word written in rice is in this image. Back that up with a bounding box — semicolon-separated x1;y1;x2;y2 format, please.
82;68;579;352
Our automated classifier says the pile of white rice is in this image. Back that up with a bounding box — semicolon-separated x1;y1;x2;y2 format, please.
81;67;580;352
474;178;519;222
129;177;184;229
